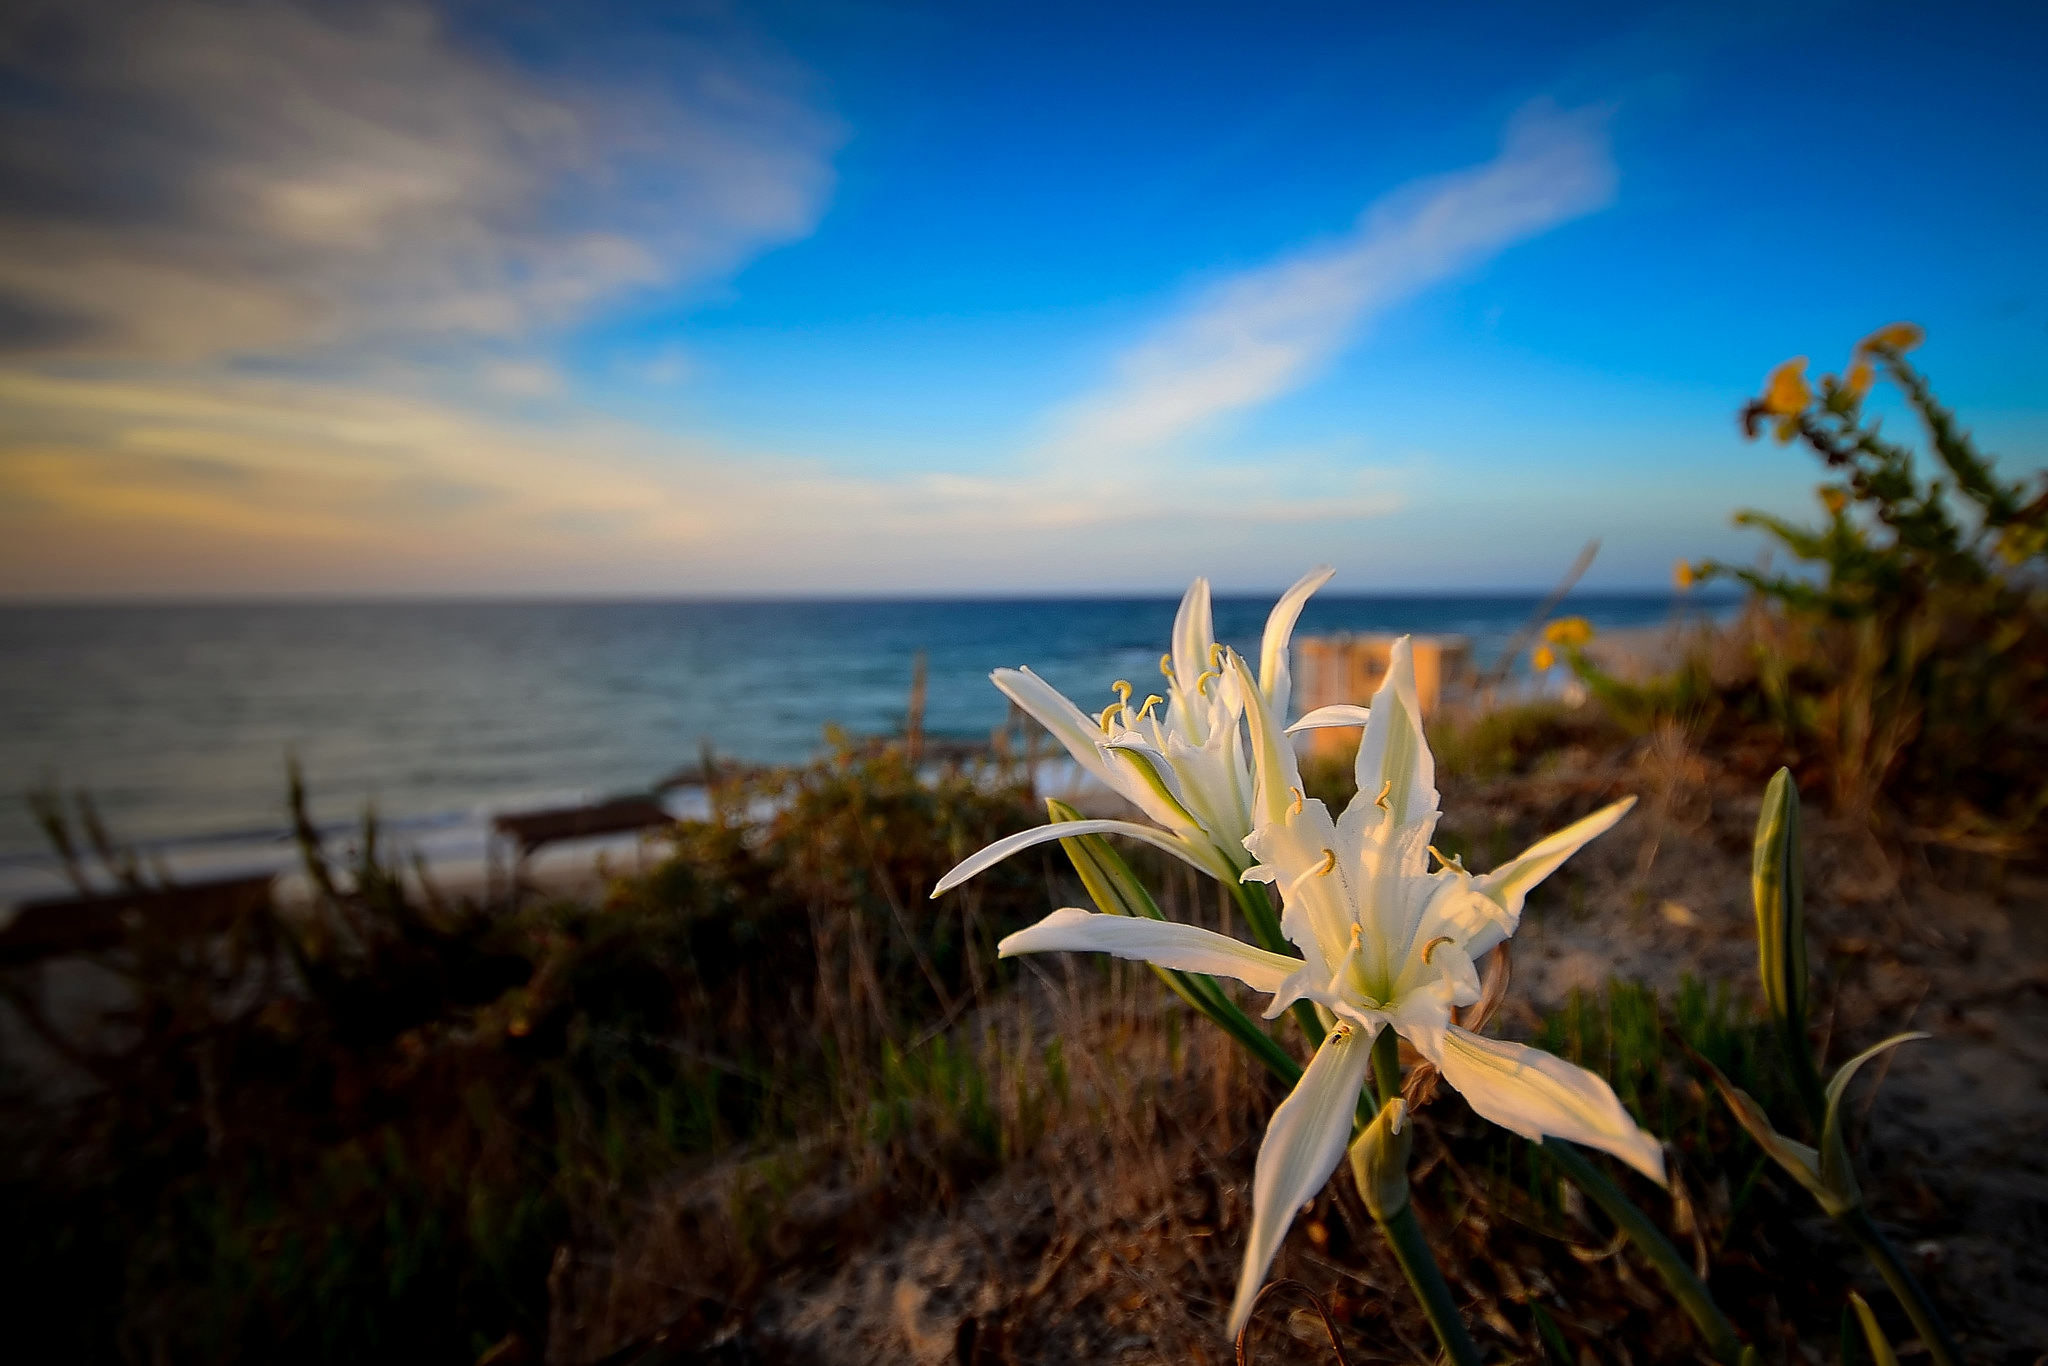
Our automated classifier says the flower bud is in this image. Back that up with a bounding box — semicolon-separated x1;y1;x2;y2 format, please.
1347;1095;1412;1220
1752;768;1806;1032
1752;767;1825;1123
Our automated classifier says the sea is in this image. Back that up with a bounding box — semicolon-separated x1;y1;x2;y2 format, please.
0;594;1726;907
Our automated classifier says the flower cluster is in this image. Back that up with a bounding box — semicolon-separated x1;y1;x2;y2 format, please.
936;576;1658;1338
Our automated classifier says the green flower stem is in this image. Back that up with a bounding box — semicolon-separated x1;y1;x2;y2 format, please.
1225;870;1288;952
1538;1139;1744;1365
1229;877;1326;1048
1378;1200;1484;1366
1363;1026;1482;1366
1371;1025;1402;1110
1052;821;1305;1085
1837;1204;1961;1366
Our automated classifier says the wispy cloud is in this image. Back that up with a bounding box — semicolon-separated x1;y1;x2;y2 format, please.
0;0;840;361
1049;104;1615;457
0;84;1617;596
0;367;1405;595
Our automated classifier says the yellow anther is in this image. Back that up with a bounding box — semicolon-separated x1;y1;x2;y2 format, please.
1375;780;1393;811
1289;786;1304;815
1422;935;1455;965
1349;922;1363;948
1427;844;1465;873
1209;641;1227;668
1315;848;1337;877
1194;669;1220;696
1159;653;1175;680
1098;703;1121;732
1112;679;1132;702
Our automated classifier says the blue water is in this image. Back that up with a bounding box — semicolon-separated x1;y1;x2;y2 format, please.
0;594;1725;865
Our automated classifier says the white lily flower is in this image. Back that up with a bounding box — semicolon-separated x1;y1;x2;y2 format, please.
997;637;1658;1338
932;566;1334;900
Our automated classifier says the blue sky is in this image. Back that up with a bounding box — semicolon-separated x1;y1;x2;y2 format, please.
1;0;2043;596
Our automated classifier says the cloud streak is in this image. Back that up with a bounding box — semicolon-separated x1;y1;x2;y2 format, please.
1051;104;1615;457
0;367;1407;595
0;0;840;360
0;86;1618;596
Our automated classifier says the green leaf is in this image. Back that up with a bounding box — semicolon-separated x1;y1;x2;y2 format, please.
1849;1291;1902;1366
1818;1032;1928;1207
1046;800;1302;1086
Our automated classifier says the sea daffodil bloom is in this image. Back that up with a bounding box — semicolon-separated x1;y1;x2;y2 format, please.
932;566;1334;898
997;638;1660;1336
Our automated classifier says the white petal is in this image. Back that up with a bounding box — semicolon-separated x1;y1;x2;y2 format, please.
1242;787;1353;978
931;818;1224;896
996;907;1303;994
1230;650;1303;828
1172;577;1217;706
1347;636;1439;834
1259;565;1335;719
1426;1025;1666;1184
1108;741;1215;835
1471;797;1635;952
992;667;1116;787
1409;872;1516;971
1227;1024;1375;1338
1286;704;1372;733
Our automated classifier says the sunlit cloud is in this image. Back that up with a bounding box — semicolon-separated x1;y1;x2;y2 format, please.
0;367;1408;595
0;0;840;361
1048;104;1615;459
0;41;1616;597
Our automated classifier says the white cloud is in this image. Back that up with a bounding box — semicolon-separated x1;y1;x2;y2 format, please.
0;0;841;361
1050;104;1615;458
0;367;1413;595
0;92;1628;596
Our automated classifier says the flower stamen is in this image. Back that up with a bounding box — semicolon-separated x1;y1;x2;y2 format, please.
1289;786;1304;815
1375;780;1393;811
1282;852;1338;902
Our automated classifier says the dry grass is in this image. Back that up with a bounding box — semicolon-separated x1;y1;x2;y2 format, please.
549;723;2048;1366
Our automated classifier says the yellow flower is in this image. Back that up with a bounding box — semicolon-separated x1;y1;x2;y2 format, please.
1821;487;1848;516
1673;560;1696;591
1998;523;2048;566
1761;358;1811;418
1858;321;1923;355
1532;645;1555;672
1842;358;1874;402
1543;616;1593;648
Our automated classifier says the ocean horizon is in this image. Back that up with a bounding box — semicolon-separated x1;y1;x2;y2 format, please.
0;592;1733;901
